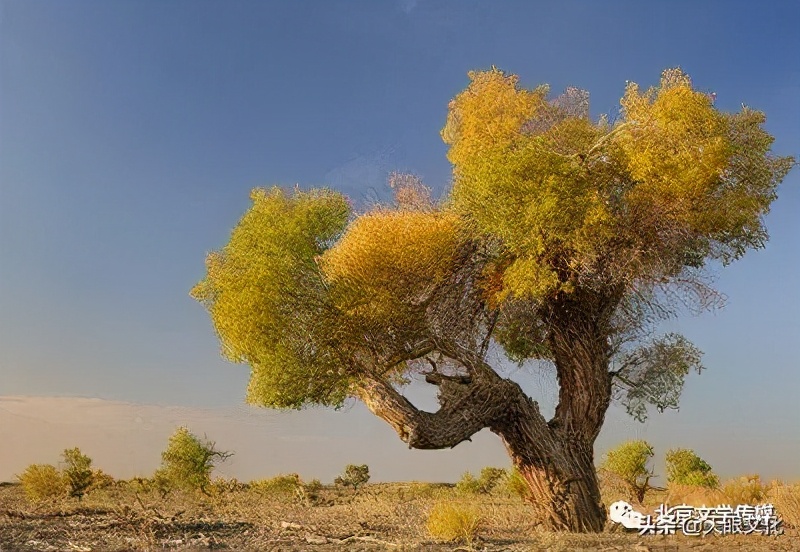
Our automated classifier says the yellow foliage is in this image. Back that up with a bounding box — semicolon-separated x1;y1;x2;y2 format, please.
321;209;465;319
441;66;793;302
426;501;482;544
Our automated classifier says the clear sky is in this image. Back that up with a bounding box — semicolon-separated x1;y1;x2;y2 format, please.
1;0;798;483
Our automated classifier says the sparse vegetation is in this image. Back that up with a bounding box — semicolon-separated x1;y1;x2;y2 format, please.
721;474;770;505
153;426;232;494
334;464;370;490
665;448;719;488
1;469;798;550
16;463;66;503
426;501;482;545
601;440;656;503
62;447;94;500
250;473;304;500
456;467;507;495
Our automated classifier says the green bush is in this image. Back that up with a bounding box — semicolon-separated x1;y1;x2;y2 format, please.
665;448;719;488
456;467;507;495
62;447;94;500
334;464;370;490
17;464;66;503
251;473;304;499
455;471;483;495
601;440;655;502
154;426;232;493
504;468;531;500
426;501;482;545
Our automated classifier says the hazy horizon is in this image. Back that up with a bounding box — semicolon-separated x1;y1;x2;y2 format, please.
2;1;798;485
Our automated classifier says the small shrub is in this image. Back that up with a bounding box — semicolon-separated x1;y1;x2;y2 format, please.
334;464;370;490
601;440;655;503
455;471;483;495
62;447;94;500
721;475;769;505
504;468;531;500
478;467;506;493
208;477;245;495
87;469;116;492
426;501;482;545
456;467;507;495
155;426;232;493
665;448;719;488
665;483;726;506
251;473;304;499
17;464;66;502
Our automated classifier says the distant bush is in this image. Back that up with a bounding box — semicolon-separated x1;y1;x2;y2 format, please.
426;501;482;545
665;448;719;488
251;473;304;499
154;426;232;494
455;471;482;495
601;440;655;503
62;447;94;500
334;464;370;490
456;467;507;495
478;467;506;493
88;469;116;492
721;475;769;505
504;468;532;500
17;464;66;503
208;477;246;495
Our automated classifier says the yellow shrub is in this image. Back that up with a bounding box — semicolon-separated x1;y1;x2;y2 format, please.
721;475;769;505
250;473;303;499
665;483;726;506
17;464;66;503
426;501;482;545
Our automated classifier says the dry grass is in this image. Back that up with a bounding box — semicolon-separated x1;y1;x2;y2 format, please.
1;477;799;551
425;500;482;545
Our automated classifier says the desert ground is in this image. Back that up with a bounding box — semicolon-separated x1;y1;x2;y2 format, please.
2;476;798;552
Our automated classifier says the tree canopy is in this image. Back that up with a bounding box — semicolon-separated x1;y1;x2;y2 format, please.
193;67;792;419
192;67;793;531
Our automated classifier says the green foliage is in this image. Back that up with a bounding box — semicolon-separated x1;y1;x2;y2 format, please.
455;471;482;495
17;464;66;503
251;473;304;499
504;468;532;500
155;427;232;493
62;447;94;500
426;501;482;545
665;448;719;488
601;440;655;502
191;187;353;410
613;334;704;422
456;467;507;495
334;464;370;490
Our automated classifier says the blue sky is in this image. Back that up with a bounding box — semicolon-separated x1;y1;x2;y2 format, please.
1;0;798;482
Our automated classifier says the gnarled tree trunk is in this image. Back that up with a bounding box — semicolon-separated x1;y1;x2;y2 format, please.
357;311;614;533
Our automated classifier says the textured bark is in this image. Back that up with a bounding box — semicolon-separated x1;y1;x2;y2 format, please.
357;304;614;533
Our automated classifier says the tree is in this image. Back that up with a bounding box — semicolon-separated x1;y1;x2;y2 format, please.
665;448;719;488
154;427;232;494
600;440;656;503
334;464;370;490
192;68;794;532
62;447;94;500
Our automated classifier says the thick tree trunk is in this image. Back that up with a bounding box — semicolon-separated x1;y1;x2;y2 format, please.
357;305;615;533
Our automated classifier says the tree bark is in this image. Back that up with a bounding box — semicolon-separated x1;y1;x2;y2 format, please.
356;309;614;533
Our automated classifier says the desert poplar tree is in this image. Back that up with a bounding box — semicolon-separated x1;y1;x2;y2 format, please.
192;68;793;531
